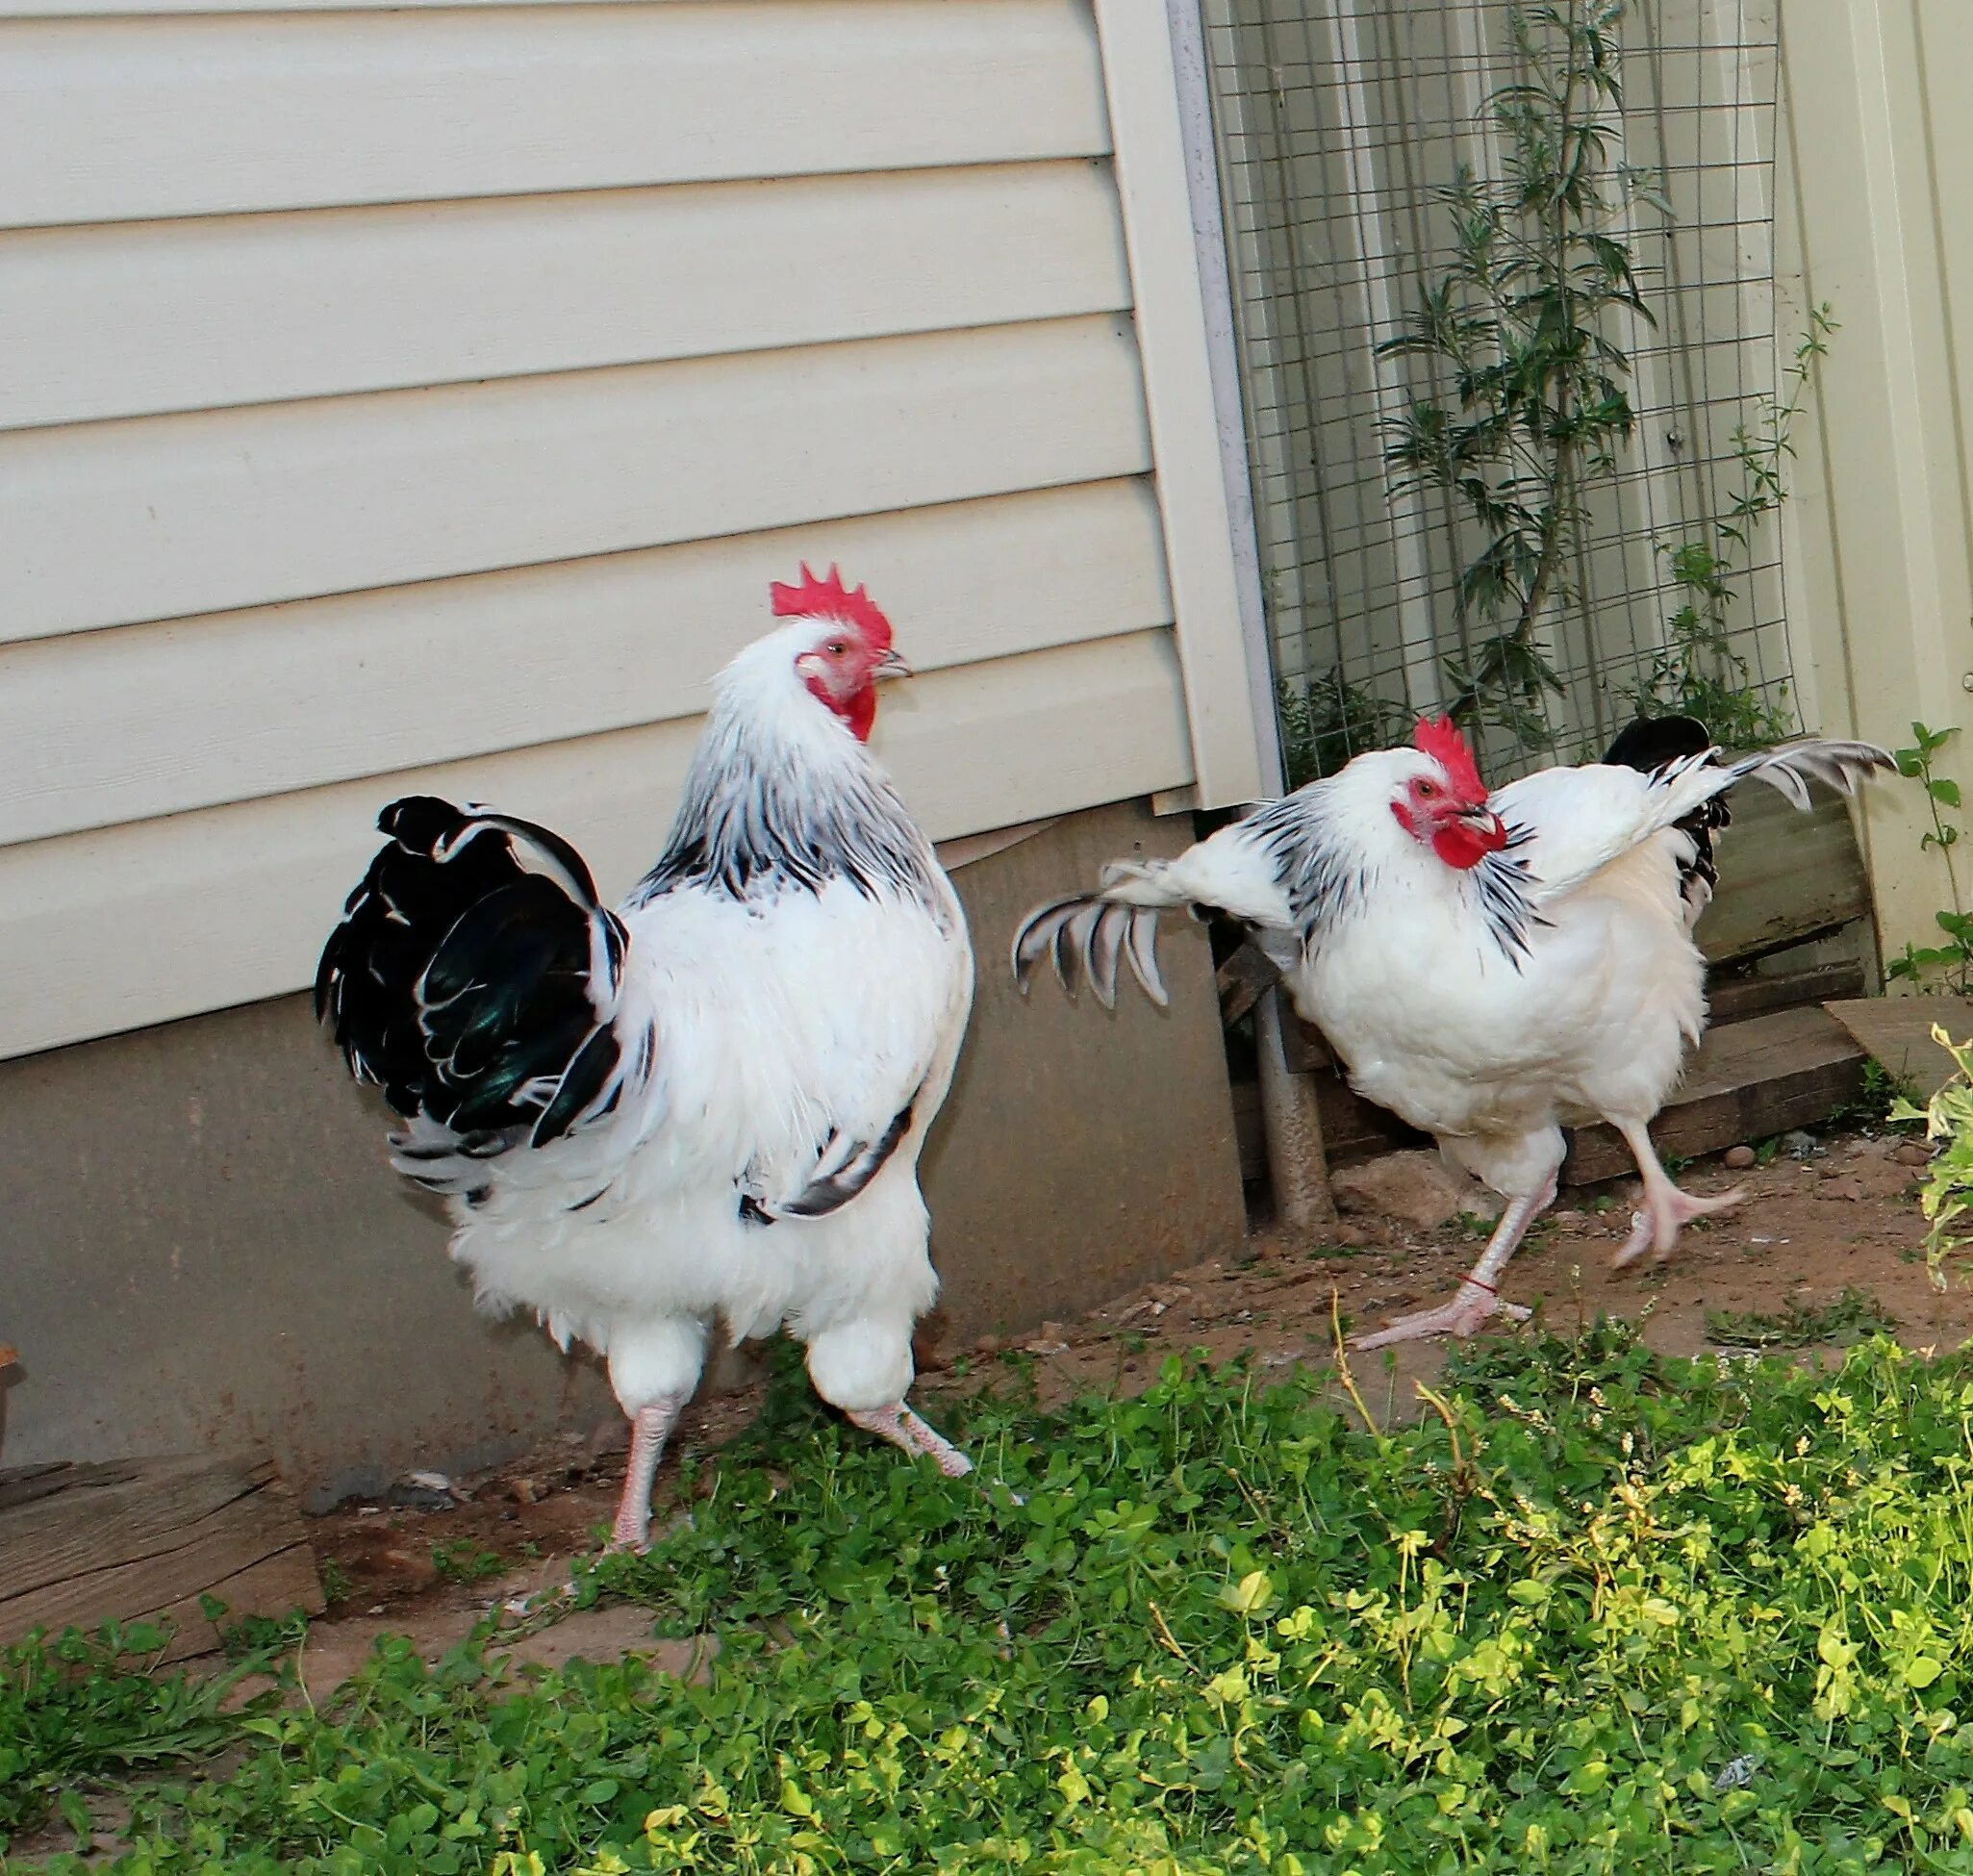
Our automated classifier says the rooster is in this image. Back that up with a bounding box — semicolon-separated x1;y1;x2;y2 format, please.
1015;714;1888;1348
316;568;974;1548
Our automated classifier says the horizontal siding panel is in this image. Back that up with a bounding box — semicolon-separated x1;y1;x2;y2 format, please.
0;1;1108;229
0;630;1190;1060
5;163;1129;429
0;315;1151;642
0;480;1169;846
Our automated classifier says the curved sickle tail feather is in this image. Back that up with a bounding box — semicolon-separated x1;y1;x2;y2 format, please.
1011;893;1171;1010
316;795;641;1158
1721;737;1894;808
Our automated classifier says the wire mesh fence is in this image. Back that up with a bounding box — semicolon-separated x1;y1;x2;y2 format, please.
1201;0;1795;786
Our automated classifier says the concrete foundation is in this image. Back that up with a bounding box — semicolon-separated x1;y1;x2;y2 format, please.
1;799;1242;1501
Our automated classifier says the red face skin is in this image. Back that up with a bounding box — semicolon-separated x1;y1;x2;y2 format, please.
1389;772;1510;871
796;625;897;743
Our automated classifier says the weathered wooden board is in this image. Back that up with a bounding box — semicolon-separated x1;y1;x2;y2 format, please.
1707;960;1866;1026
1823;995;1973;1101
1700;786;1872;966
0;1453;323;1661
1241;1005;1866;1187
1563;1004;1867;1184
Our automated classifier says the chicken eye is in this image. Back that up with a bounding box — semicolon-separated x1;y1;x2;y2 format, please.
825;639;848;656
1417;780;1437;798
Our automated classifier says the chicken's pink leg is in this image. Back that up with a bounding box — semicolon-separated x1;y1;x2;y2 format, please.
1352;1173;1554;1351
609;1391;689;1552
1609;1119;1744;1268
847;1403;974;1478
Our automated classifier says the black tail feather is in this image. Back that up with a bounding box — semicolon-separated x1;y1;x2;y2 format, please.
316;796;632;1150
1603;714;1730;921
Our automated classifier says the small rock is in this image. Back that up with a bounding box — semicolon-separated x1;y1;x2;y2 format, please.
1548;1208;1585;1229
1815;1177;1866;1203
506;1476;543;1506
1331;1220;1382;1249
1895;1141;1933;1168
1723;1145;1758;1171
1330;1150;1483;1231
387;1479;457;1513
1780;1129;1822;1160
1024;1320;1072;1356
974;1334;1001;1356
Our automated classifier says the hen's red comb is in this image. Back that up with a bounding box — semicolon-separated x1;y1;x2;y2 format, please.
769;564;892;648
1413;714;1487;801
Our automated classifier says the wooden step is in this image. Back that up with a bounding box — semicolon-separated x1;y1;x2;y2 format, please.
1562;1004;1867;1185
1823;994;1973;1102
1236;1005;1868;1191
0;1451;323;1661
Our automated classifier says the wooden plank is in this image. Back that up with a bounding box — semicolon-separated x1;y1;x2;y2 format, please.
1699;785;1872;965
5;163;1130;430
0;315;1151;644
1706;959;1867;1027
1824;994;1973;1100
1562;1004;1868;1184
1216;940;1277;1027
0;479;1170;848
0;1454;323;1661
0;629;1192;1061
0;1;1109;229
1093;0;1272;807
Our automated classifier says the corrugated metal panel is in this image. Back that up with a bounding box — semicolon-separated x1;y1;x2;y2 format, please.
0;0;1205;1063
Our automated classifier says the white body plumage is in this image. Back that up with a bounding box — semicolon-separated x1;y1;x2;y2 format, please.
1018;719;1888;1344
320;577;976;1543
437;627;973;1418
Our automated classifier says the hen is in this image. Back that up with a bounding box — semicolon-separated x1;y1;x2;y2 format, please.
317;568;974;1547
1015;714;1888;1348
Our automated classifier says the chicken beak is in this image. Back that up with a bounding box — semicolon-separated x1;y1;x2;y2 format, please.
1459;805;1509;850
873;648;913;681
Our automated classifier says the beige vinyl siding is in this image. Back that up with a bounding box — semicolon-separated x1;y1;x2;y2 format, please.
0;0;1199;1062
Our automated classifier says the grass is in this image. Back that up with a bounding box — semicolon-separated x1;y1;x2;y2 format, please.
22;1329;1973;1869
1704;1285;1901;1350
431;1541;507;1587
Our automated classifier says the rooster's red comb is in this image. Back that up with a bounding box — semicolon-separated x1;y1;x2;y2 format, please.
1413;714;1487;801
769;564;892;649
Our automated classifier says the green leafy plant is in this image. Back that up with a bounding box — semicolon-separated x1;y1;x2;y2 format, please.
1894;1026;1973;1288
1886;721;1973;993
1704;1285;1898;1350
32;1336;1973;1871
1829;1057;1924;1133
1381;0;1657;752
1275;670;1409;788
1625;311;1832;748
0;1620;273;1848
430;1540;505;1586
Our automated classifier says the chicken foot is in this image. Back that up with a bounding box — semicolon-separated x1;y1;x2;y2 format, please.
1352;1174;1553;1351
847;1403;974;1477
608;1391;691;1552
1609;1118;1744;1267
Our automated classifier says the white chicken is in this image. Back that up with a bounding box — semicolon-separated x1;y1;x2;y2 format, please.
1015;713;1888;1348
317;568;974;1548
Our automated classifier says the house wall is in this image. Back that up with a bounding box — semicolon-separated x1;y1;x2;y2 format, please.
0;0;1272;1065
1;800;1245;1501
1777;0;1973;963
0;1;1266;1484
